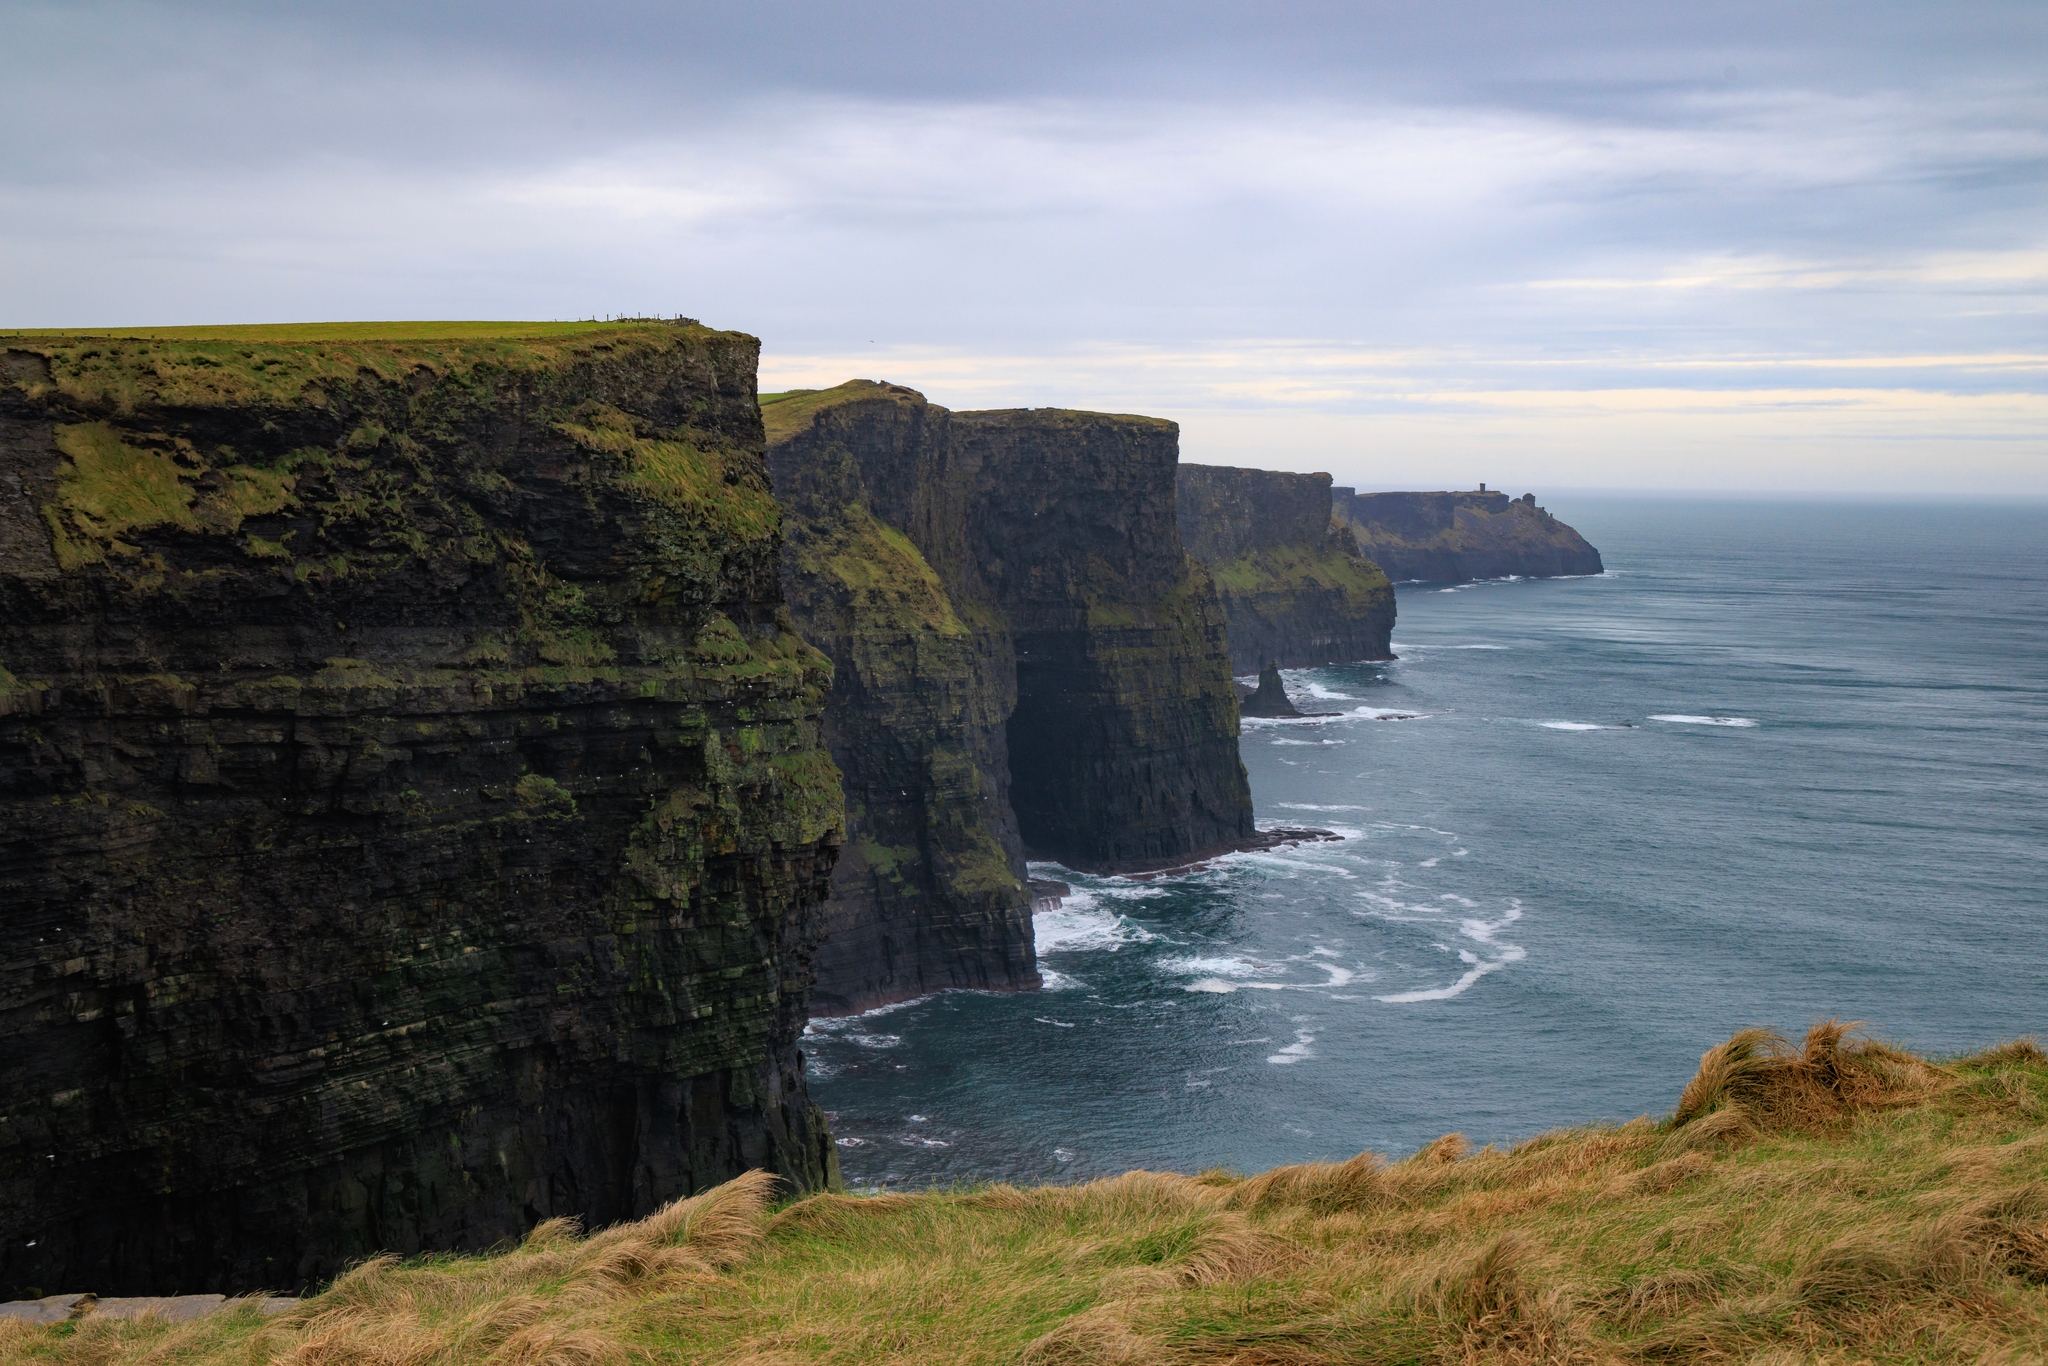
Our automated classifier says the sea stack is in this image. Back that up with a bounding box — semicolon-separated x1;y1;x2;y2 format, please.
0;322;843;1295
1238;663;1305;718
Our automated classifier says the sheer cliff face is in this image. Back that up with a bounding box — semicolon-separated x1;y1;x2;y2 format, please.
1175;465;1395;674
952;411;1251;872
1330;489;1603;583
762;385;1035;1016
762;383;1253;1012
0;324;843;1297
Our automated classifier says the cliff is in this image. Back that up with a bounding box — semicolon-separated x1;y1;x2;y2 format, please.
952;408;1252;872
1175;465;1394;673
1329;488;1602;582
760;381;1254;1011
761;385;1035;1016
0;321;844;1298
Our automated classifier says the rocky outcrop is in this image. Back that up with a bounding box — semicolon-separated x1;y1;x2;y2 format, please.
763;385;1035;1016
0;322;843;1298
1329;489;1603;583
1175;465;1394;674
1237;665;1304;718
761;381;1255;1011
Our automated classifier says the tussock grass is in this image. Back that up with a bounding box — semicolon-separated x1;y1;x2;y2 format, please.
7;1024;2046;1364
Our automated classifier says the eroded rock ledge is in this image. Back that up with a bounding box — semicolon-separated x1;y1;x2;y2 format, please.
0;322;843;1296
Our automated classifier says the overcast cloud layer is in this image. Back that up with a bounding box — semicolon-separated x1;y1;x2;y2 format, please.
4;1;2044;493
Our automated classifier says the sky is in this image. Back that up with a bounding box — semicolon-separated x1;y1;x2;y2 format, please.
3;1;2044;494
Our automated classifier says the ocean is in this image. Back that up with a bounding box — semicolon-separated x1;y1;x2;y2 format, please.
803;497;2048;1189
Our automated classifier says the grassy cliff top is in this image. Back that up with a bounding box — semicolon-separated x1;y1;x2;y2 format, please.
758;379;928;446
3;321;671;343
758;380;1178;447
953;405;1176;433
6;1025;2044;1364
2;320;751;413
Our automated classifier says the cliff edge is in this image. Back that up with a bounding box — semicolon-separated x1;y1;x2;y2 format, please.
1176;465;1394;673
762;381;1255;1012
1330;488;1602;583
762;383;1036;1016
0;322;843;1296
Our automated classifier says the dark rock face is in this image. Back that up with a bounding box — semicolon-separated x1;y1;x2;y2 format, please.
1329;489;1603;583
955;411;1252;873
763;386;1035;1016
1238;664;1304;718
761;382;1254;1011
1176;465;1394;674
0;324;843;1297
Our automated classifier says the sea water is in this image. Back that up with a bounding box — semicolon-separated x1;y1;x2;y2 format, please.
804;498;2048;1188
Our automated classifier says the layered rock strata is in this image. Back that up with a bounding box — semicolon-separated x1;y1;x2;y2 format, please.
955;409;1252;872
0;322;843;1298
762;381;1256;1010
1329;488;1603;582
1176;465;1394;674
762;385;1035;1015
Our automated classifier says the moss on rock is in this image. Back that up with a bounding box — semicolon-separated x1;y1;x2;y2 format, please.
1177;464;1395;674
0;319;844;1297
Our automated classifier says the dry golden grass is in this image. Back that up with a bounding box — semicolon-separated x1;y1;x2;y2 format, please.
7;1024;2045;1365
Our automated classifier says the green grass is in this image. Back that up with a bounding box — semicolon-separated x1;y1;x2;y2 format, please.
0;321;660;342
759;380;925;446
1206;540;1392;600
1;321;743;414
6;1025;2043;1364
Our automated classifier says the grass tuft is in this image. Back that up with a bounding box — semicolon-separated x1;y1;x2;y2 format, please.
6;1028;2046;1364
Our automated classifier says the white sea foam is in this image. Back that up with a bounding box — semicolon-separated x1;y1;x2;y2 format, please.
1158;954;1267;978
1276;803;1370;812
1034;900;1157;953
1540;721;1606;731
840;1032;904;1048
1651;714;1760;728
1374;949;1527;1003
1267;1030;1316;1065
1183;978;1238;993
1373;900;1528;1003
1353;705;1425;720
1034;1017;1076;1028
1037;968;1080;990
1302;681;1357;701
805;990;933;1028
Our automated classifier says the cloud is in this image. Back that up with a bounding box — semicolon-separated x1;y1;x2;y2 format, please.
2;1;2043;491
